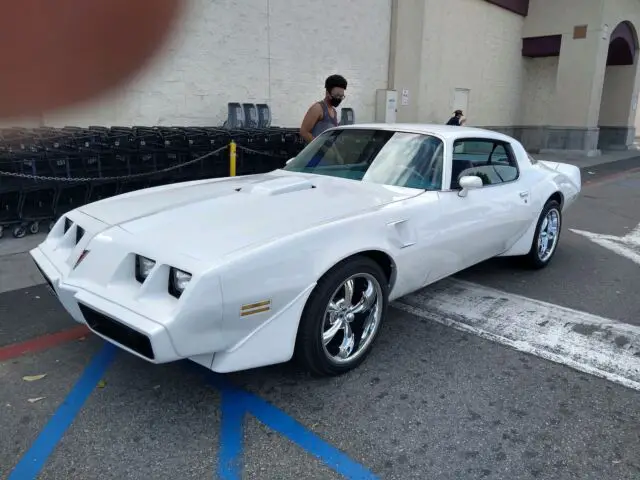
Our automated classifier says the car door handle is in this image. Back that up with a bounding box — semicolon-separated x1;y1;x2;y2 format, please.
519;191;529;198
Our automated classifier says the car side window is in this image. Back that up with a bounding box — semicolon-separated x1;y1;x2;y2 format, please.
450;138;519;189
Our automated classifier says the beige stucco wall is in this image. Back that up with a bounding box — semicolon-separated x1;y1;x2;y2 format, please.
524;0;604;38
43;0;392;128
525;0;608;128
417;0;525;126
524;0;640;131
519;57;558;125
22;0;640;142
388;0;425;123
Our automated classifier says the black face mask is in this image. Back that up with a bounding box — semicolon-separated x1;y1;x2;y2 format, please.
329;96;343;107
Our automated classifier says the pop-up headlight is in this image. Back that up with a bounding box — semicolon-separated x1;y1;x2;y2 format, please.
135;255;156;283
169;268;192;298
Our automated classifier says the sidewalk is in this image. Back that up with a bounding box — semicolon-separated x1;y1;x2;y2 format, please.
0;233;45;294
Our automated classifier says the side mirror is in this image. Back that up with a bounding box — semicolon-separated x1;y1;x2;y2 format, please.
286;158;294;165
458;175;483;197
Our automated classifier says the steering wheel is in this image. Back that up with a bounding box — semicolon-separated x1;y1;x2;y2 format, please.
394;165;429;188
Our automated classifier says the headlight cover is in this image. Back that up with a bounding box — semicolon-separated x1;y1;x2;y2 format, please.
135;255;156;283
75;225;85;244
169;268;192;298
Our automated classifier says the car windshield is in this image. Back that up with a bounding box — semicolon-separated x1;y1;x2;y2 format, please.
283;128;444;190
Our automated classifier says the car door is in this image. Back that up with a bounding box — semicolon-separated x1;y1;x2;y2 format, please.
425;137;531;281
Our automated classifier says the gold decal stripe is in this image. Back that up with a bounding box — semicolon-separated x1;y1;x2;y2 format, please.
240;306;271;317
241;300;271;311
240;300;272;316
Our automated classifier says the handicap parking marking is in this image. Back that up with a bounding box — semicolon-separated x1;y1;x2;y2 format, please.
218;386;245;479
0;335;104;480
205;370;379;480
7;343;117;480
7;340;378;480
395;277;640;392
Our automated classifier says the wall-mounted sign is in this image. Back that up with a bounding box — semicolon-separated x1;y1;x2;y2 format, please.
401;89;409;106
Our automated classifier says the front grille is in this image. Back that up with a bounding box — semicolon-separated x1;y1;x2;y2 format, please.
33;261;56;296
78;303;155;360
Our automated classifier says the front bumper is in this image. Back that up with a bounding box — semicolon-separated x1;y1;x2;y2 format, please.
30;246;182;364
73;289;180;362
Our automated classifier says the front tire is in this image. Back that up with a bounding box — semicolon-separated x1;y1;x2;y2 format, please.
523;199;562;269
294;256;389;377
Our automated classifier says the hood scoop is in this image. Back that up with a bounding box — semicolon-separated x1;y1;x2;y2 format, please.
239;176;316;196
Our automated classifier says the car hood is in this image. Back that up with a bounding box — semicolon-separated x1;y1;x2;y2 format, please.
78;170;418;260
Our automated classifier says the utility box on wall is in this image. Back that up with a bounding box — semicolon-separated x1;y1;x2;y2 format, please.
375;90;397;123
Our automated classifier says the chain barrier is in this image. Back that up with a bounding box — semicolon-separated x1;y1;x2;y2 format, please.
236;145;290;159
0;145;229;183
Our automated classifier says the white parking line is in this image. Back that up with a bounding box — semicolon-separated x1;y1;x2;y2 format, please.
394;278;640;392
570;223;640;266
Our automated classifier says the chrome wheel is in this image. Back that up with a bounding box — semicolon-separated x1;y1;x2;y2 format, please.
537;208;560;262
321;273;383;365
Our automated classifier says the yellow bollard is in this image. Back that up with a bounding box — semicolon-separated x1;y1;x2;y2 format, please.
229;140;237;177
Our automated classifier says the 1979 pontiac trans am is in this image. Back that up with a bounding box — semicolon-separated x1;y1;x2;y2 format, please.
30;124;581;377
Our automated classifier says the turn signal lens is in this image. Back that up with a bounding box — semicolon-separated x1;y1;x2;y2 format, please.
73;250;90;269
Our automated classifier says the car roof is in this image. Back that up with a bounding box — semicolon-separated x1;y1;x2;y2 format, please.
336;123;516;143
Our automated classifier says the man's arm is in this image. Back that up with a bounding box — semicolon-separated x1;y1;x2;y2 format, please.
300;103;322;143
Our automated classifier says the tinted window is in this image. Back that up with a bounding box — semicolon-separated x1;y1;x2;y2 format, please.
284;128;444;190
450;138;519;189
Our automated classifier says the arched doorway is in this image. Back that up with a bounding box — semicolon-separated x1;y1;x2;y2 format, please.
598;21;639;150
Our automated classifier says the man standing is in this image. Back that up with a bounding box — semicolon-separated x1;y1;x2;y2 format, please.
299;74;347;143
446;109;466;126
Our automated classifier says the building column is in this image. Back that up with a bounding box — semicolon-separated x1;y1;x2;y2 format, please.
598;55;639;149
387;0;424;123
597;21;640;150
541;25;610;156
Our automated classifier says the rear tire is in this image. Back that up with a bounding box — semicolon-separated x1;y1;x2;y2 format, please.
294;256;389;377
522;199;562;269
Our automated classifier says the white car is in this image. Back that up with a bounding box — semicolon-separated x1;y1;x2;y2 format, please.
30;124;581;377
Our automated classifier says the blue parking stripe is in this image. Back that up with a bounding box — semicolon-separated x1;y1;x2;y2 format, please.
8;343;117;480
218;389;245;480
245;393;379;480
207;372;379;480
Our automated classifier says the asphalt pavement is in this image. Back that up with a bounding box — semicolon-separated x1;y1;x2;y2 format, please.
1;158;639;479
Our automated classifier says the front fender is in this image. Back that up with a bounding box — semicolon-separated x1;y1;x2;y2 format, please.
213;213;406;347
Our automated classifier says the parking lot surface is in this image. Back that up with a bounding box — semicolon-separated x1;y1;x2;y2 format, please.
2;162;640;479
